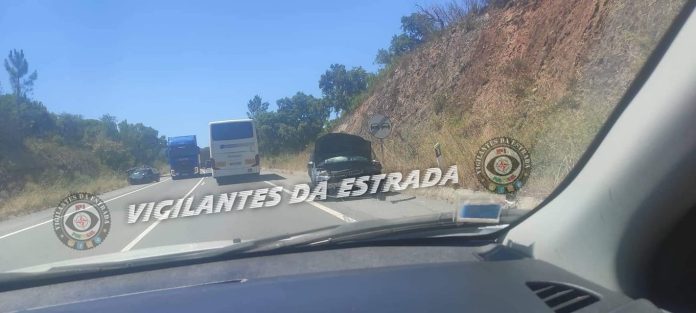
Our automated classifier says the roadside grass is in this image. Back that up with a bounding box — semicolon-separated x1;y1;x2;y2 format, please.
154;160;170;176
259;77;607;200
258;87;596;204
0;172;127;221
261;151;309;172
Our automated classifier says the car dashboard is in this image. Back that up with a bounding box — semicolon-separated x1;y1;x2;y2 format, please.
0;244;662;313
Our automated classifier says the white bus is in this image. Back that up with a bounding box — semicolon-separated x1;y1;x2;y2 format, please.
209;119;260;183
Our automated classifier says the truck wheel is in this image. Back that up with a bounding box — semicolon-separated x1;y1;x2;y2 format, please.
215;178;221;185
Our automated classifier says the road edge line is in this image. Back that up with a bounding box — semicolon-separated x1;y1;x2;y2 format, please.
0;178;172;240
103;178;173;204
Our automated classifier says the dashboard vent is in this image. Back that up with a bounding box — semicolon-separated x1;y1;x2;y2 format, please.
526;281;600;313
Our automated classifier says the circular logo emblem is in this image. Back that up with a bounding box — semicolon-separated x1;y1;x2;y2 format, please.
475;137;531;194
53;192;111;250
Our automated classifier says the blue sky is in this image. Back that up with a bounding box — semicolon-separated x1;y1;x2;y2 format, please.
0;0;444;147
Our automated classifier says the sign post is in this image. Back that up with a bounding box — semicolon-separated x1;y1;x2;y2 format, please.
367;113;392;163
434;142;442;169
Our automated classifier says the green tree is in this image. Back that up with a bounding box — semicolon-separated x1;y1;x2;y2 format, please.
117;120;164;167
373;13;437;67
246;95;270;119
15;99;54;137
254;111;283;155
55;113;86;145
401;12;437;43
282;92;328;150
99;114;119;139
319;64;369;115
390;34;418;56
375;49;393;66
0;95;20;146
4;49;38;98
0;95;55;146
252;92;330;155
92;139;133;171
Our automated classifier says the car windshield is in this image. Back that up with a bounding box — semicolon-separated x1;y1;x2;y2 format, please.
0;0;687;275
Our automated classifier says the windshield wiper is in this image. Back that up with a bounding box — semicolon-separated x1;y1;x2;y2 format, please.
247;209;523;253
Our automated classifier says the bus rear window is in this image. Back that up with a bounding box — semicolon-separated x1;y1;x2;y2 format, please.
211;122;254;141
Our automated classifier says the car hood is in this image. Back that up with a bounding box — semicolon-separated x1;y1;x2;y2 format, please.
7;240;239;274
129;172;146;179
313;133;372;163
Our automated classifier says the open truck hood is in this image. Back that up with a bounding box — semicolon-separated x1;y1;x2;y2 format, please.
312;133;373;163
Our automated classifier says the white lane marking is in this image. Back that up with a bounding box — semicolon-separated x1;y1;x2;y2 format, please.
120;177;206;252
306;200;357;223
0;178;172;240
264;180;293;195
102;178;172;203
120;218;160;253
263;181;356;223
0;220;51;240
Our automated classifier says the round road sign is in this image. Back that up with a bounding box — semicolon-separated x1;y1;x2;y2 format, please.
367;113;392;139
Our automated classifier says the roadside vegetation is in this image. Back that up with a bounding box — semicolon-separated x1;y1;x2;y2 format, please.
252;0;496;159
0;50;166;218
255;0;684;199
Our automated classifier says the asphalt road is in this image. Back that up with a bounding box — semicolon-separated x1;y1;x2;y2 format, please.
0;170;458;272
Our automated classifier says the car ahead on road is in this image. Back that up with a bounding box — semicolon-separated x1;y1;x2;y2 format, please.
127;167;160;185
308;133;382;192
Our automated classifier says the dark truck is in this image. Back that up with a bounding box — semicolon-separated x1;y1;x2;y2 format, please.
167;135;201;180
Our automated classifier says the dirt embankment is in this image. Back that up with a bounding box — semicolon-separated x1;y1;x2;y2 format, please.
334;0;684;196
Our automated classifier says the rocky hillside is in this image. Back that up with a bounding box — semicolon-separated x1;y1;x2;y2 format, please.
334;0;685;195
